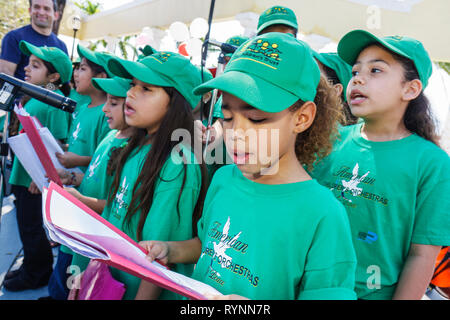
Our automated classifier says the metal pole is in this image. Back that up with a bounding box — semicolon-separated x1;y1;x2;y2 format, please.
70;29;77;62
203;53;225;160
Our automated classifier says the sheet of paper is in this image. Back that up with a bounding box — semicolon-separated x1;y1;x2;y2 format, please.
8;125;81;192
8;132;49;191
43;183;223;299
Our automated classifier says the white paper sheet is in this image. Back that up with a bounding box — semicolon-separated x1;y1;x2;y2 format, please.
8;127;82;192
43;183;223;299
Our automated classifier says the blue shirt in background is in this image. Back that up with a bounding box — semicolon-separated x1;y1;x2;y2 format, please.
0;24;68;80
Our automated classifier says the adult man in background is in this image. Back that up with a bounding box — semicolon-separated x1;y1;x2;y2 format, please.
0;0;68;80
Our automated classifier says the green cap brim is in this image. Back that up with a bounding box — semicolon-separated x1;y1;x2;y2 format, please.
20;41;72;83
77;45;99;65
108;57;172;87
338;30;412;66
257;19;298;34
19;41;44;60
193;70;299;113
91;77;130;97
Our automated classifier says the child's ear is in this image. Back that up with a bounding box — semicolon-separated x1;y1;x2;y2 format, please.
293;101;317;134
48;72;61;84
402;79;422;102
95;72;108;79
333;83;343;98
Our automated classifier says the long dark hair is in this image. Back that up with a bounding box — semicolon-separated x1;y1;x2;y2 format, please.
107;87;208;241
396;55;439;146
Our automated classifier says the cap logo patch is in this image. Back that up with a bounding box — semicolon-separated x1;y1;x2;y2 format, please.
228;38;245;46
151;52;172;64
265;6;288;16
234;39;282;69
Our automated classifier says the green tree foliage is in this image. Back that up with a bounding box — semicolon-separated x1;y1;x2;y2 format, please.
74;0;100;15
0;0;29;49
437;62;450;75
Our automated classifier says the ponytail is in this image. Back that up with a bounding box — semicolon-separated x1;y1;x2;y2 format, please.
290;76;345;171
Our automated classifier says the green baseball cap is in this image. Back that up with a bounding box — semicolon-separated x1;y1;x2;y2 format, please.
313;51;353;101
91;76;131;98
257;6;298;35
77;44;116;78
193;32;320;113
138;45;157;60
19;40;72;83
338;30;432;88
224;35;250;57
108;52;204;109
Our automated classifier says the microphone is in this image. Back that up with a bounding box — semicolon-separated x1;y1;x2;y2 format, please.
0;73;76;113
207;39;238;54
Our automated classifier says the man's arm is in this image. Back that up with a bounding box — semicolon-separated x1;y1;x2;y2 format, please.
0;59;17;76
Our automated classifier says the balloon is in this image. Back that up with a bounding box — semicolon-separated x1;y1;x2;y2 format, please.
169;21;189;42
189;17;208;39
178;42;189;56
136;33;152;46
185;38;203;58
141;26;153;37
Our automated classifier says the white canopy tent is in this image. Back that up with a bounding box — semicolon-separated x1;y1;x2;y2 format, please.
59;0;450;61
57;0;450;147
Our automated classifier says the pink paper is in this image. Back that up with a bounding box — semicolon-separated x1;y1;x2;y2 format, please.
43;182;222;300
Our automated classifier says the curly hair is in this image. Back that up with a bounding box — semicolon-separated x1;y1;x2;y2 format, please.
290;76;345;171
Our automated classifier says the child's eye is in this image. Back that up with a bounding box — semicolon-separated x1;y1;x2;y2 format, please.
223;117;232;122
248;118;266;123
352;70;359;76
371;68;381;73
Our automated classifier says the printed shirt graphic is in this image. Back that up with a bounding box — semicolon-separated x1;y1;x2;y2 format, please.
101;143;203;300
310;123;450;299
341;163;370;199
67;102;111;172
192;165;357;300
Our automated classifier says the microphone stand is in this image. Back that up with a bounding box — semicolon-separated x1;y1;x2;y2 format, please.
203;52;225;159
0;108;12;230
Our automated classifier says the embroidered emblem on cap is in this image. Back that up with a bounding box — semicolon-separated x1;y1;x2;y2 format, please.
266;6;288;15
234;39;282;69
151;52;172;63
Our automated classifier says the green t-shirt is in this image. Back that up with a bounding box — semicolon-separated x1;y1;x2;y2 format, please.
67;101;110;172
9;93;71;187
310;123;450;300
101;143;203;300
68;89;91;135
192;165;357;300
78;130;126;199
69;130;128;268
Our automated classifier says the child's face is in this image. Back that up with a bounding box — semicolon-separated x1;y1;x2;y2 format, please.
221;92;298;179
74;58;96;95
24;54;50;85
125;78;170;134
103;94;127;130
347;45;408;121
